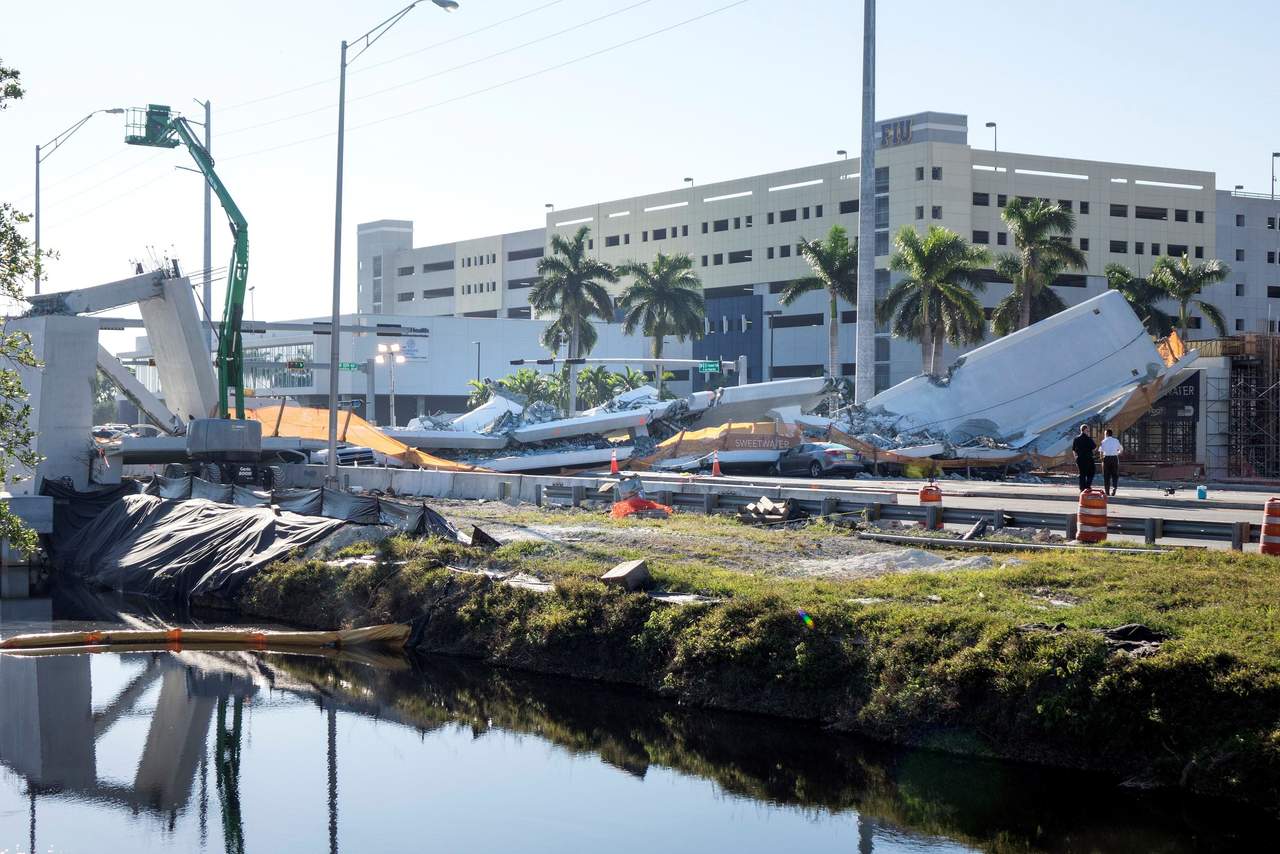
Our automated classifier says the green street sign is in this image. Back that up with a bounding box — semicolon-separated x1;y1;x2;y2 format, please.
339;361;361;371
697;360;720;374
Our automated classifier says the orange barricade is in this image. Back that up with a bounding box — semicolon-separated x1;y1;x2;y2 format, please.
918;483;943;530
1261;497;1280;557
1077;489;1108;543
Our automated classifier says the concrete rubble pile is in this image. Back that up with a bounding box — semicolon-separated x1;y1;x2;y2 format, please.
786;291;1197;473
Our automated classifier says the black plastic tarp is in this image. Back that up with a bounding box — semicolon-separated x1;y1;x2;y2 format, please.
58;494;346;600
41;479;144;546
272;488;324;516
321;487;380;525
154;475;193;500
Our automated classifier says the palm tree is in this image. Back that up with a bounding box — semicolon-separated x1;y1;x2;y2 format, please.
616;252;705;398
576;365;621;408
464;379;491;409
778;224;858;378
1000;197;1087;330
878;225;989;376
530;225;617;413
1104;263;1176;338
498;367;545;402
1150;254;1230;339
989;254;1069;337
615;366;652;392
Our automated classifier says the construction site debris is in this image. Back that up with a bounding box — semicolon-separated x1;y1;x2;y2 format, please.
737;496;805;525
601;558;652;591
610;496;673;519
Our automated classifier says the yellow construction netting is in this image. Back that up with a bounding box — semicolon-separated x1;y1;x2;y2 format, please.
246;403;486;472
638;421;801;467
1156;331;1186;366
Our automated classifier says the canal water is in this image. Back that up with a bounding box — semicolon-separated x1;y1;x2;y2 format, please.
2;592;1277;852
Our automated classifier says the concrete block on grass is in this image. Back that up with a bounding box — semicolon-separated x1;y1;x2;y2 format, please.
601;558;651;591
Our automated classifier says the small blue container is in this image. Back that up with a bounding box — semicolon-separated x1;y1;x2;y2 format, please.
1196;484;1208;500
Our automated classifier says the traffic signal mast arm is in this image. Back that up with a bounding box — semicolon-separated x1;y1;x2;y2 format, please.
125;105;248;419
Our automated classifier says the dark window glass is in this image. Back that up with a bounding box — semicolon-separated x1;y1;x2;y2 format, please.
506;278;537;291
624;233;630;244
727;250;752;264
767;212;774;225
702;222;709;233
507;247;545;262
1195;246;1204;259
396;291;414;301
997;232;1007;246
1109;240;1128;253
421;260;454;272
814;205;823;218
397;266;414;276
972;230;989;244
1080;238;1089;251
839;200;858;214
682;224;689;236
1135;205;1168;221
1236;214;1245;227
1080;201;1090;214
915;205;924;220
1151;243;1160;255
745;216;752;228
605;235;620;247
779;209;797;223
643;231;648;241
874;167;889;193
997;194;1008;207
972;192;989;206
1135;242;1144;255
422;287;453;298
931;166;942;180
771;313;824;329
733;217;741;229
767;247;775;259
874;232;889;255
931;206;942;220
652;228;667;240
802;207;810;220
1058;199;1073;211
915;166;924;181
1236;249;1245;261
713;219;729;232
701;255;707;267
1195;210;1204;223
1175;209;1188;222
1268;286;1280;299
780;244;791;258
713;253;723;265
840;310;857;324
1110;204;1128;217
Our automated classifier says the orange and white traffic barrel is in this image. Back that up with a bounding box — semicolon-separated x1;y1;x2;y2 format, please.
1077;489;1108;543
919;483;943;530
1261;497;1280;557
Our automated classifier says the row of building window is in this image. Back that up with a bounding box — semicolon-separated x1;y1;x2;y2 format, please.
461;281;496;295
1108;241;1205;258
462;253;496;268
595;201;877;252
915;166;944;181
1110;204;1206;223
973;193;1093;214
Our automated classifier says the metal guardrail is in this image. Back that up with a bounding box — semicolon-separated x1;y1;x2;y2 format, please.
538;482;1261;550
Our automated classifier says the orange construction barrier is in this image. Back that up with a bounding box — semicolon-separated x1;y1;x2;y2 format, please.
609;448;620;475
1262;497;1280;557
1077;489;1108;543
710;450;723;477
918;483;943;530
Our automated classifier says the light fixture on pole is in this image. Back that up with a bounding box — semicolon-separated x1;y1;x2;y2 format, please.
764;309;782;381
34;107;126;294
327;0;460;483
836;149;847;160
248;285;256;322
375;342;406;428
683;177;694;189
1272;152;1279;201
985;121;997;153
545;203;554;213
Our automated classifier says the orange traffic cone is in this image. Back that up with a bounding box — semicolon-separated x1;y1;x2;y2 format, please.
609;448;620;475
710;450;723;477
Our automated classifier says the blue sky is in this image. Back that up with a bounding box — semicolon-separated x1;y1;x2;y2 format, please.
1;0;1277;351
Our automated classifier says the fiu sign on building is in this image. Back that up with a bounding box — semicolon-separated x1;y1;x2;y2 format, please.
879;119;912;148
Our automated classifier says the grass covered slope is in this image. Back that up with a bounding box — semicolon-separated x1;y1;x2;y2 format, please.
237;513;1280;810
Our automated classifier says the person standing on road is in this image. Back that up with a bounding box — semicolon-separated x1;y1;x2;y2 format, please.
1071;424;1098;492
1099;428;1123;496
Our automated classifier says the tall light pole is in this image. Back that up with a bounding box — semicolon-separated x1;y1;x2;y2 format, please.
34;107;125;293
194;98;214;352
985;121;998;153
327;0;460;482
854;0;877;404
684;177;694;189
376;342;405;427
472;340;480;382
1271;152;1279;201
837;149;848;160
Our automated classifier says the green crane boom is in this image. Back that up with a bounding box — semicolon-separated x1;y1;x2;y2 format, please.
125;104;248;420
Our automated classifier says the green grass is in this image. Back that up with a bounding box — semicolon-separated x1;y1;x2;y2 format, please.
236;513;1280;812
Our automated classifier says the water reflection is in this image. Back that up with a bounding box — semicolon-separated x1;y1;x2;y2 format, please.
0;618;1276;852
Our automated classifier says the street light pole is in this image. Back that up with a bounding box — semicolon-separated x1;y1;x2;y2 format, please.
473;340;480;382
985;121;997;153
326;0;460;483
1271;152;1279;201
376;343;405;427
33;108;125;293
764;309;781;381
854;0;877;404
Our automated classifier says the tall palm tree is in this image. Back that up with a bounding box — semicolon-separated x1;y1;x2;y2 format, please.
989;255;1069;337
879;226;989;376
530;225;617;412
778;224;858;378
616;252;705;398
1104;263;1176;338
1150;254;1230;339
1000;197;1087;330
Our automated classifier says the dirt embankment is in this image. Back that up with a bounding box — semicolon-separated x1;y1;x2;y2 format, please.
235;500;1280;816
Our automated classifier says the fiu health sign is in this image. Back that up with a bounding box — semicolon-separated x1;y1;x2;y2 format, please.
879;119;912;148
